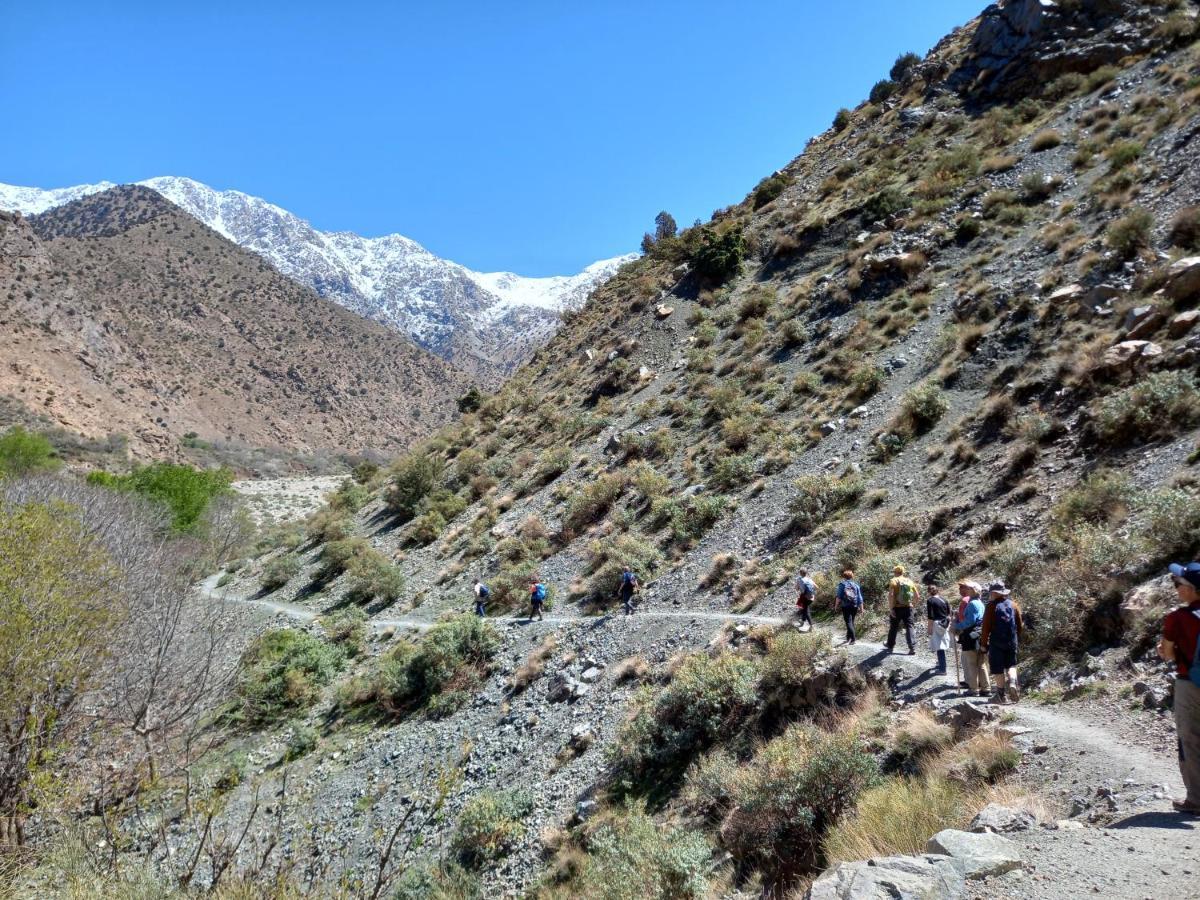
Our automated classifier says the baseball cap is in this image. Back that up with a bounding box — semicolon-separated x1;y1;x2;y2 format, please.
1169;562;1200;589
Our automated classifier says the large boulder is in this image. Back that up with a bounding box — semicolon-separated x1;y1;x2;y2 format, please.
1123;305;1165;341
807;854;965;900
970;804;1036;834
1100;340;1163;374
926;829;1023;879
1169;310;1200;338
1165;257;1200;304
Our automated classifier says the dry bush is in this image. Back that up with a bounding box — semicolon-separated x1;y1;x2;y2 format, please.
700;552;738;589
613;655;650;685
1031;130;1063;151
509;634;558;694
936;731;1022;784
891;708;954;764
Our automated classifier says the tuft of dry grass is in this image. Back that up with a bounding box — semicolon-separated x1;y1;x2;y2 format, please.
936;730;1023;784
509;634;558;694
891;708;954;763
612;654;650;685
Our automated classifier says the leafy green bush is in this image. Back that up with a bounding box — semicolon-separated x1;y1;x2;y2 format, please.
655;493;728;544
868;79;897;104
369;615;499;716
321;535;370;576
453;789;532;867
585;531;662;603
1105;140;1142;170
322;606;368;656
850;363;886;398
1105;207;1154;257
1136;487;1200;561
0;426;60;477
890;52;921;82
900;382;948;434
262;553;301;591
611;653;760;783
1052;470;1134;529
236;629;344;725
790;474;864;532
284;720;319;761
862;187;908;223
393;859;480;900
691;224;746;283
718;725;878;883
709;454;755;491
751;173;790;210
87;462;232;533
411;510;448;545
955;216;982;243
1092;371;1200;446
833;108;852;132
329;479;370;514
385;453;446;521
552;801;713;900
536;446;573;484
346;550;405;603
563;471;627;535
760;630;833;695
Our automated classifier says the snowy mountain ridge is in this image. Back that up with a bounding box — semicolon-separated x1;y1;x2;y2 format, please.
0;177;634;378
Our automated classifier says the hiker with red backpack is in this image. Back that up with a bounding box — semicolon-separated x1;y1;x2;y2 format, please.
835;569;863;644
794;568;816;631
528;579;547;621
1159;561;1200;815
979;580;1023;704
885;565;920;655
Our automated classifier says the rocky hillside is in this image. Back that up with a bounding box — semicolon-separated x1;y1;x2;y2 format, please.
0;186;470;461
20;2;1200;898
0;176;633;383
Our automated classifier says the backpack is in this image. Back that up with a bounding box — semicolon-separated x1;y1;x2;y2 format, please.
840;581;861;609
895;577;916;608
622;571;637;588
1189;610;1200;688
533;583;547;603
478;584;490;599
989;598;1018;650
797;576;815;600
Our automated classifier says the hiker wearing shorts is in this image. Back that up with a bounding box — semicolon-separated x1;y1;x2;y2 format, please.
618;566;640;616
926;587;951;675
528;580;546;621
835;569;863;645
794;568;816;630
1159;561;1200;815
886;565;919;655
980;580;1023;704
953;580;988;698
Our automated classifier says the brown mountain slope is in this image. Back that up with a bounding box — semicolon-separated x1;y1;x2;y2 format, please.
0;186;470;460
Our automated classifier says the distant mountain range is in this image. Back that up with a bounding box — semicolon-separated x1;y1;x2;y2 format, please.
0;177;634;381
0;186;469;461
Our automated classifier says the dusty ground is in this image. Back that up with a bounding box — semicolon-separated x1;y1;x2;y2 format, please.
231;475;345;526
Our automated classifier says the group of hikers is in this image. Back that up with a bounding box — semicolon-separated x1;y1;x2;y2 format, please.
794;564;1023;704
467;556;1200;817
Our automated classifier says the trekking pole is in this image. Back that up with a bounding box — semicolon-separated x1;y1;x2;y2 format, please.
953;638;960;683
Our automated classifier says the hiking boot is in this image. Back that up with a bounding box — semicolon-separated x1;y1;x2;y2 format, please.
977;690;990;699
908;649;916;655
1172;800;1200;815
958;681;970;688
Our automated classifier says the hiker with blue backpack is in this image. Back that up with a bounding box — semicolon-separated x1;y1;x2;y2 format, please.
1159;561;1200;815
885;565;920;655
794;568;817;631
835;569;863;644
473;580;490;617
528;579;547;621
979;580;1023;704
618;566;640;616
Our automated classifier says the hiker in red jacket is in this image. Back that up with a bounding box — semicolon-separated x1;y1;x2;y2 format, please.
1160;562;1200;815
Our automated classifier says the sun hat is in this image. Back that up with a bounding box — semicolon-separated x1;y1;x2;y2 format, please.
1168;562;1200;589
987;580;1011;596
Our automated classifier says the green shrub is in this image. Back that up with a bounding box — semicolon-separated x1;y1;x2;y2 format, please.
1092;371;1200;446
1085;65;1119;92
760;630;833;694
557;800;713;900
691;224;746;283
306;507;352;544
394;860;480;900
0;426;60;477
321;535;370;576
585;531;662;603
284;720;318;761
661;494;728;544
1136;487;1200;561
262;553;301;592
370;615;499;716
955;216;982;243
900;382;948;434
330;479;371;514
563;471;627;534
236;629;344;725
453;789;533;867
868;79;897;104
710;454;755;490
411;510;448;545
790;474;864;532
1105;208;1154;257
536;446;573;484
346;550;405;603
87;462;232;533
737;287;773;320
1105;140;1142;170
890;52;921;82
385;453;446;521
322;606;368;655
611;652;760;782
1052;470;1134;528
718;725;878;882
751;173;790;209
863;187;908;223
833;108;852;132
850;363;886;398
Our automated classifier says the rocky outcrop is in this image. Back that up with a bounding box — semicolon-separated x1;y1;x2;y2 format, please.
926;829;1024;879
807;854;966;900
951;0;1160;98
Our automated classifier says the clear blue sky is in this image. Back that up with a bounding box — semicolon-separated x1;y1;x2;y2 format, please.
0;1;976;275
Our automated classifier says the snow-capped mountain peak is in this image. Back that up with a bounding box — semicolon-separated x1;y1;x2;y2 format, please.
0;177;634;379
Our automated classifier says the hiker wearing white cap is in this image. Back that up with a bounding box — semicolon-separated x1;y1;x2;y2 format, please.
1159;561;1200;815
953;580;988;697
980;580;1023;704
